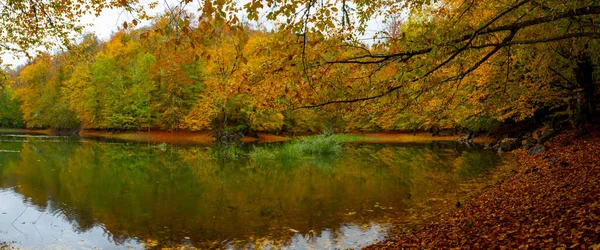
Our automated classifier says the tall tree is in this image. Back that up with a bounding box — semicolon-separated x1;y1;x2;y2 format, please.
0;70;24;127
16;55;79;128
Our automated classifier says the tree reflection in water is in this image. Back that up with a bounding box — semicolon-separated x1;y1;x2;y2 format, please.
0;134;503;249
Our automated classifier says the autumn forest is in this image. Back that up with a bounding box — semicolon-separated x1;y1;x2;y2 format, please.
1;0;600;248
0;0;597;134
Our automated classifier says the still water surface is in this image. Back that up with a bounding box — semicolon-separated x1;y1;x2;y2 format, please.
0;133;504;249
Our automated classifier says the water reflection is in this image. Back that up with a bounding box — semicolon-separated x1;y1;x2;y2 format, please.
0;134;503;249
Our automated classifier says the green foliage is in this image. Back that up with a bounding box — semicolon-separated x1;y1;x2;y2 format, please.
16;56;80;129
85;36;160;130
0;82;24;127
248;134;361;165
246;109;285;133
236;124;249;133
283;109;324;133
104;53;157;130
44;101;81;129
459;116;501;133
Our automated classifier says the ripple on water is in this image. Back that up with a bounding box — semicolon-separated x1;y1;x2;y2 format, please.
0;136;505;249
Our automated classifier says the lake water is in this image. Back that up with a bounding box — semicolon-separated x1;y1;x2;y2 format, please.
0;133;505;249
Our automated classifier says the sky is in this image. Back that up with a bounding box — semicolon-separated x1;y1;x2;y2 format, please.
1;0;176;68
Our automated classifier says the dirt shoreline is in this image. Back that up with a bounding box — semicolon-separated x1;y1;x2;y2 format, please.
0;128;288;144
365;129;600;249
0;128;492;145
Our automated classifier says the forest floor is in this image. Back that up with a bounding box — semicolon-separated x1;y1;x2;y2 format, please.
365;128;600;249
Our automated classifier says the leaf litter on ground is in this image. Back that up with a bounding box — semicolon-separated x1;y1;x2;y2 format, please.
366;128;600;249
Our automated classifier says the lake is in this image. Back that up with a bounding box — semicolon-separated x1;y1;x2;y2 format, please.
0;133;506;249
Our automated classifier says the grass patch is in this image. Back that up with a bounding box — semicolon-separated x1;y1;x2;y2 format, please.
0;128;42;134
0;128;24;133
248;134;360;166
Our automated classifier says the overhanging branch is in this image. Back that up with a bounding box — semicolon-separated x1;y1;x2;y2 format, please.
328;5;600;65
300;5;600;109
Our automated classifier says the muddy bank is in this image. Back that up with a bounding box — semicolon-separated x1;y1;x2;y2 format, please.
79;130;291;145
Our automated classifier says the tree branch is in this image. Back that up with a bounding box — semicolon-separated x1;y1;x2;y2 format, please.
327;5;600;65
300;5;600;109
469;32;600;49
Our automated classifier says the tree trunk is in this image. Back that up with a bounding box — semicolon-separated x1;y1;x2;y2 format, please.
574;55;597;124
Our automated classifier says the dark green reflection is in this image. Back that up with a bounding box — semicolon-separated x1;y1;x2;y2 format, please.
0;134;502;249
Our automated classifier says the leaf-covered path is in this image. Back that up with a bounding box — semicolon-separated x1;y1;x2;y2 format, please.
366;129;600;249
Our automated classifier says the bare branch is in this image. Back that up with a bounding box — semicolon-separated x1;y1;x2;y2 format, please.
328;5;600;65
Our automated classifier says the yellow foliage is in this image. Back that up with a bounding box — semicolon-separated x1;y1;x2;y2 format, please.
247;110;284;132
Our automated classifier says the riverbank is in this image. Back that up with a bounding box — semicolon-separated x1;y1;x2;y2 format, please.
365;128;600;249
347;132;493;144
0;128;289;145
0;128;492;145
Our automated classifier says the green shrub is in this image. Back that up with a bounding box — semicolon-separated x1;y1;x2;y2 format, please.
236;124;249;134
